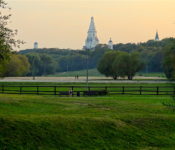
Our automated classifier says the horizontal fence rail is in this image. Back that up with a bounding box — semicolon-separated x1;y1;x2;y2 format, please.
0;85;175;96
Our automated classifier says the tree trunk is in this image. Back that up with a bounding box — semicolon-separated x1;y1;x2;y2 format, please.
113;76;118;80
128;75;133;80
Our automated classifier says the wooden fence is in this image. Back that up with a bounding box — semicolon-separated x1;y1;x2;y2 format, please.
0;85;175;96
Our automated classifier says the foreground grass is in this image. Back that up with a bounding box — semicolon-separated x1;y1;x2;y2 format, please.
0;94;175;149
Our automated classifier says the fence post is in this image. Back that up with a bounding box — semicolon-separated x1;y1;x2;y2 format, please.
2;85;4;94
71;86;74;97
20;86;22;95
157;87;159;95
140;86;142;95
122;86;125;95
54;86;57;95
37;86;39;95
105;86;108;92
88;87;90;92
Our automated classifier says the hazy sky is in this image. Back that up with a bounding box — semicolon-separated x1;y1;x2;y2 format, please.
5;0;175;50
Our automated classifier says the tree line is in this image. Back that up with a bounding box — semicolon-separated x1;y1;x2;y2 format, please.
1;41;175;80
19;39;175;80
0;0;175;80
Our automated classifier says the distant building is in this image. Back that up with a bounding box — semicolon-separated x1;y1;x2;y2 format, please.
155;31;159;41
34;42;38;49
84;17;99;50
108;38;113;50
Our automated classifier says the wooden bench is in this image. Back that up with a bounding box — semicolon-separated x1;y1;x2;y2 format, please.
59;91;107;96
59;91;72;96
83;90;107;96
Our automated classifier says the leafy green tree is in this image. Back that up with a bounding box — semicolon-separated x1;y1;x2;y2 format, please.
163;42;175;80
0;0;22;76
0;1;11;60
0;0;22;56
98;51;143;80
112;52;128;78
125;52;144;80
112;52;143;80
4;54;30;76
26;54;41;77
89;44;110;68
58;54;86;72
39;54;56;75
26;54;57;76
97;51;119;79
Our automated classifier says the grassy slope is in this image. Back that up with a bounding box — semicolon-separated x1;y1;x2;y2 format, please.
0;94;175;149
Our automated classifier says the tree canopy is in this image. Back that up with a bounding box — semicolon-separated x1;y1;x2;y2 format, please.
4;54;30;77
163;40;175;80
0;0;25;77
98;51;119;79
98;51;143;80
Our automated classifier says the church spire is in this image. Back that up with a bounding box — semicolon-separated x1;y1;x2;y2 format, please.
84;17;99;50
88;17;96;32
155;30;159;41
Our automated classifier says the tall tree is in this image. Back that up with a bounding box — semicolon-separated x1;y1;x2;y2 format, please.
0;0;22;76
163;42;175;80
97;51;119;80
26;54;41;77
112;52;143;80
0;0;20;56
40;54;56;75
125;52;144;80
98;51;143;80
4;54;30;76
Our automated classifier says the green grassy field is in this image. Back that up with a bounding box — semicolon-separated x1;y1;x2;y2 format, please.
0;84;175;150
137;72;166;78
47;68;165;78
47;69;103;77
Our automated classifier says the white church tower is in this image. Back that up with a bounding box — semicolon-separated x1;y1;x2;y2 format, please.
84;17;99;50
108;38;113;50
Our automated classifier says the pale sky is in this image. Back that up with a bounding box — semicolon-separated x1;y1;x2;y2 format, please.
5;0;175;50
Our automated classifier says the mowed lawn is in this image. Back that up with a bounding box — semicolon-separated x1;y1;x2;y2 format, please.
0;93;175;150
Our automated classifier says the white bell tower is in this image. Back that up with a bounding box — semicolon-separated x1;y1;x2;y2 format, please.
108;38;113;50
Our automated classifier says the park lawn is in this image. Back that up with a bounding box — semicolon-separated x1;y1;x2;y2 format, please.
47;68;103;77
137;72;166;78
0;94;175;149
46;68;166;78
